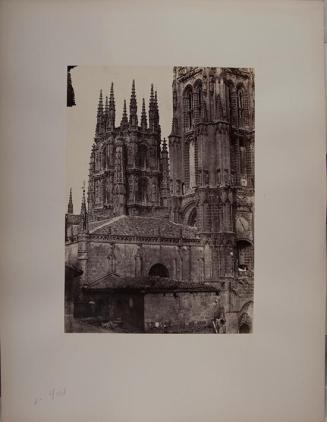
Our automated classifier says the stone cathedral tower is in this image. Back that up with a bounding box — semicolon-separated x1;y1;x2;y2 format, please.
168;67;255;283
87;81;170;221
65;67;255;334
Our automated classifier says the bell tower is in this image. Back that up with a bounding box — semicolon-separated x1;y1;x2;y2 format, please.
168;67;254;280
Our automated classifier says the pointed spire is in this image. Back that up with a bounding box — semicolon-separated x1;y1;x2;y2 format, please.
129;79;138;127
141;98;147;130
108;82;115;130
131;79;136;99
98;89;103;113
154;90;160;129
105;96;109;114
109;82;115;107
80;181;87;214
150;84;154;101
96;89;104;135
67;188;73;214
149;84;156;131
103;95;109;130
80;181;88;232
121;99;128;129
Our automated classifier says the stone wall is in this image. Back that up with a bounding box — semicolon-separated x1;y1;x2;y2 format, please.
65;242;78;266
144;291;220;333
87;241;205;283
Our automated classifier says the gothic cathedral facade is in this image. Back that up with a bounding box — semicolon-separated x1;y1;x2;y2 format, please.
169;67;255;282
65;67;255;334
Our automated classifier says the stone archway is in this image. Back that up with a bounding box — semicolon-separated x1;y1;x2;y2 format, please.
188;207;197;227
149;263;169;278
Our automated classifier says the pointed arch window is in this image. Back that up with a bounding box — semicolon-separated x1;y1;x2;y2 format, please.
239;138;247;177
137;177;148;204
137;145;148;169
224;80;236;124
193;81;202;124
183;86;193;130
237;88;245;126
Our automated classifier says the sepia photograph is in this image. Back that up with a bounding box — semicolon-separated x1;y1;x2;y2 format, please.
65;66;255;333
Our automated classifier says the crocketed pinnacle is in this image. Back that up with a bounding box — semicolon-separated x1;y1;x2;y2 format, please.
80;182;87;215
108;82;115;129
80;182;88;232
140;98;147;130
129;80;138;127
105;96;109;114
121;99;128;129
149;84;156;131
67;188;73;214
96;89;104;134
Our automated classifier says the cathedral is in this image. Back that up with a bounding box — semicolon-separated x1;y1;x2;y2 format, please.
65;67;255;334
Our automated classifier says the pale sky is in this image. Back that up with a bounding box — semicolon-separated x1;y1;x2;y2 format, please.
66;66;173;213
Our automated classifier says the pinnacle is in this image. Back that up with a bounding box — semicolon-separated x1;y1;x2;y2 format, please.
121;99;128;127
109;82;115;108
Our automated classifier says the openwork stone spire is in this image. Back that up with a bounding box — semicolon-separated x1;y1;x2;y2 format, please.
140;98;147;131
67;188;73;214
95;89;104;135
108;82;115;130
148;84;156;132
129;80;138;128
80;182;88;232
120;99;128;129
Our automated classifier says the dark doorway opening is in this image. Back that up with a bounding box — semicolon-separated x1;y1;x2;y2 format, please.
149;263;169;278
188;208;197;227
239;323;250;334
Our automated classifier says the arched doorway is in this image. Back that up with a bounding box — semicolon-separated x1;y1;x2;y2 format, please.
238;311;252;334
188;207;197;227
149;263;169;278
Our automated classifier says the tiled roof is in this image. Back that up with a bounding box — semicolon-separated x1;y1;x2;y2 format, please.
90;215;199;240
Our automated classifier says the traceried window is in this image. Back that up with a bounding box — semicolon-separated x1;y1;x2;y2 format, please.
137;177;148;204
189;139;196;189
239;139;247;177
237;88;245;126
183;86;193;130
188;208;197;227
137;145;148;169
193;81;202;124
224;80;236;124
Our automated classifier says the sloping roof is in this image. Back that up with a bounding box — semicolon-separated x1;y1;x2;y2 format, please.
83;274;220;293
90;215;199;240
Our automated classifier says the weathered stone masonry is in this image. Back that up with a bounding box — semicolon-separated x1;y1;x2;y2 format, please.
65;67;255;333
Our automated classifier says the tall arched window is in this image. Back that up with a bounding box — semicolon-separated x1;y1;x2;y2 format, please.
137;145;148;169
237;240;253;272
239;139;247;177
102;146;106;169
183;86;193;130
188;208;197;227
237;88;245;126
193;81;202;124
137;177;148;204
189;139;196;189
224;80;236;124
